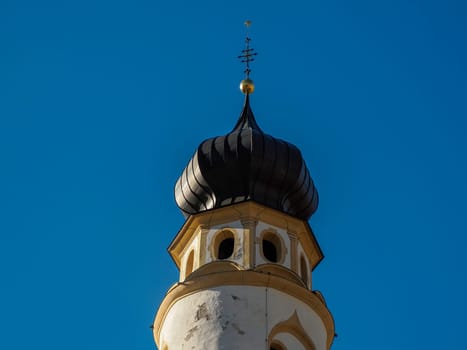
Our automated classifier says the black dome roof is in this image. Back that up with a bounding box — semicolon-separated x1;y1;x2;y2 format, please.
174;95;318;220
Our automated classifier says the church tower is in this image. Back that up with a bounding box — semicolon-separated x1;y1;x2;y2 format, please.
152;24;335;350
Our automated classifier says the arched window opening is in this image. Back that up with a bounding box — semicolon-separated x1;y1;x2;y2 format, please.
300;255;308;287
263;240;277;262
185;250;195;277
213;230;235;260
269;317;316;350
218;237;234;259
262;232;282;263
270;342;286;350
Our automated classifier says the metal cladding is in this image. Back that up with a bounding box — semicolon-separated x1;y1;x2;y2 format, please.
174;95;318;220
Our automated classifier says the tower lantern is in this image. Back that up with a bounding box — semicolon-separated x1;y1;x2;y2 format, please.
152;23;334;350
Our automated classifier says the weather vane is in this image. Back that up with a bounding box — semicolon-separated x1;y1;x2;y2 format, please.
238;20;257;94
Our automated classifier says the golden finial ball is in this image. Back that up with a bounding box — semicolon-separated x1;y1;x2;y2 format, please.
240;79;255;94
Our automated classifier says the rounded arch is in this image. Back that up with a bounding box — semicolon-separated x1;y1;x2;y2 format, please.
268;311;316;350
211;229;236;260
260;230;285;264
300;254;309;287
184;249;195;278
270;339;287;350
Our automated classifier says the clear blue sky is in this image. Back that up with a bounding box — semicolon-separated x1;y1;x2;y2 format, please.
1;0;466;349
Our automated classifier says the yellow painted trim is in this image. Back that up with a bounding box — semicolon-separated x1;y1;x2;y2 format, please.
169;224;199;269
186;260;242;280
168;201;323;271
255;263;306;288
153;267;334;349
199;225;208;266
269;310;316;350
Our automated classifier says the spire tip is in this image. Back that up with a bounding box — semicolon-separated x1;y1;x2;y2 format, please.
238;20;257;94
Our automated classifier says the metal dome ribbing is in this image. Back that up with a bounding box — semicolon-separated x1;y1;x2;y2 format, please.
174;95;318;220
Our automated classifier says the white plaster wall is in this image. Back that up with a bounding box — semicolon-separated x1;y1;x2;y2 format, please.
255;222;291;268
159;285;327;350
274;332;306;350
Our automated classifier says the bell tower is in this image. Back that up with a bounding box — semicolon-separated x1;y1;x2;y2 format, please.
152;23;335;350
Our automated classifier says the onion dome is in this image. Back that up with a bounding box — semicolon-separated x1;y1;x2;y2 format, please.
174;95;319;220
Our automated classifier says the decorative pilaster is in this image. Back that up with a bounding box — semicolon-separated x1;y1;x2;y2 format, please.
241;218;257;269
289;232;298;273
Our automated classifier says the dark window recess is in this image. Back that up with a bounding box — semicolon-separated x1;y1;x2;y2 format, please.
263;239;278;262
270;345;284;350
218;238;234;259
